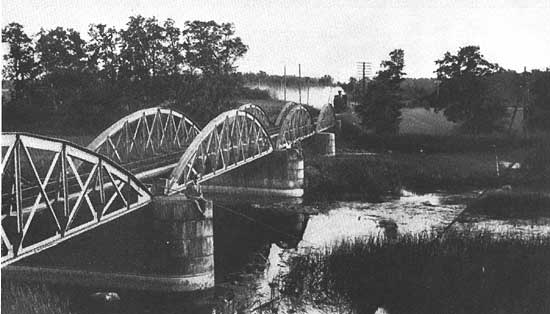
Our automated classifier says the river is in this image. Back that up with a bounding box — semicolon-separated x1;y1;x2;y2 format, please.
3;189;548;314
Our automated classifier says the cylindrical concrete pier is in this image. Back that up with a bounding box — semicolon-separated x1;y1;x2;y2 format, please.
150;195;214;289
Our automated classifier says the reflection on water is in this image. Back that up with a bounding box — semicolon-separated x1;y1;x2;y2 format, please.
3;190;548;314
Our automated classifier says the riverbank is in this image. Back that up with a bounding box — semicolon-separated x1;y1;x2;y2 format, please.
281;231;550;314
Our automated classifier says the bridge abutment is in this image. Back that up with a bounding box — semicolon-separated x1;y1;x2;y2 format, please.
203;149;304;197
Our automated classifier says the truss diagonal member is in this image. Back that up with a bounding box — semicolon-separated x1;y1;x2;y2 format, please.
171;114;182;148
20;144;63;233
158;109;172;147
1;135;16;174
65;157;99;230
107;136;123;162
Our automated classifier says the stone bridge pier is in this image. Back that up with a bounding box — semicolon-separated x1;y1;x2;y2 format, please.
203;148;305;197
302;131;336;157
149;195;215;291
202;131;336;197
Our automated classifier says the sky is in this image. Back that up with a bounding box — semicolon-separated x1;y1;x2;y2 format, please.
2;0;550;81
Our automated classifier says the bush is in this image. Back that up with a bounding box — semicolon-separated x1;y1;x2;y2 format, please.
467;190;550;218
343;133;538;154
523;139;550;183
304;156;401;201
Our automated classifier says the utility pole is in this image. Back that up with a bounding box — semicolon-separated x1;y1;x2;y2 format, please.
298;64;302;104
307;78;310;105
362;62;366;92
283;66;287;102
356;61;372;93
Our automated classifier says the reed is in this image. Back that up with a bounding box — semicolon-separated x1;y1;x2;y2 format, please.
1;280;73;314
281;231;550;314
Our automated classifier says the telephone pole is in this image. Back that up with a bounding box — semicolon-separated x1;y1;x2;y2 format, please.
356;61;372;93
283;66;287;101
298;64;302;104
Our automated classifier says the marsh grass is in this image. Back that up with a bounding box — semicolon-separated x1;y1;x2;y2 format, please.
1;280;73;314
467;190;550;218
281;232;550;314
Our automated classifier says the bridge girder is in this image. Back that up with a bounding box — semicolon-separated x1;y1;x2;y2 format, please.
1;133;151;267
166;109;274;195
87;107;201;176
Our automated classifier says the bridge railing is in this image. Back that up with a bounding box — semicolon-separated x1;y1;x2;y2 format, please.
1;133;151;267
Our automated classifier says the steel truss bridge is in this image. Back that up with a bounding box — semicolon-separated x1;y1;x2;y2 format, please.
1;102;336;267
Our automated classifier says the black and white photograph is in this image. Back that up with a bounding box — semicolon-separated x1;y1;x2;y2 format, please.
1;1;550;313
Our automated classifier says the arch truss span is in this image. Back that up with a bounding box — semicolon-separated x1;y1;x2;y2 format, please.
275;102;298;126
1;133;151;267
87;107;201;177
277;105;315;149
238;103;272;129
166;109;274;195
316;103;336;132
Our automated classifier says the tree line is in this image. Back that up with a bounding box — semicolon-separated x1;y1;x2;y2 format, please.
348;46;550;135
2;16;252;133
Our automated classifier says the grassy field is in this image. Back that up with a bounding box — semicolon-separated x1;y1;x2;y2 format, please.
399;107;457;135
399;107;525;136
281;231;550;314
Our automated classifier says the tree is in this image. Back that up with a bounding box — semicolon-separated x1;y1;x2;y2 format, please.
2;23;36;97
162;18;184;77
433;46;504;134
119;16;147;82
35;27;88;74
182;20;248;74
87;23;119;82
356;49;405;134
526;70;550;131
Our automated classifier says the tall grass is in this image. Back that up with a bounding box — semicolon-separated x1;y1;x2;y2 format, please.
1;280;73;314
281;232;550;314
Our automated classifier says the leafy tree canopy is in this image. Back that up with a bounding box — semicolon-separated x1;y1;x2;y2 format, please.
356;49;405;134
2;22;36;83
433;46;505;134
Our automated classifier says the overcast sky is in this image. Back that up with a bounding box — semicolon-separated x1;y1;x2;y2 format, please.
2;0;549;81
